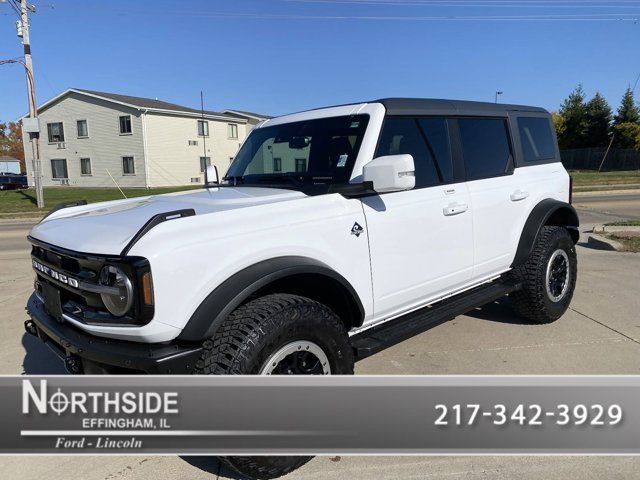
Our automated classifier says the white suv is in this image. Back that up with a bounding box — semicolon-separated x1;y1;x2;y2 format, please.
25;98;578;479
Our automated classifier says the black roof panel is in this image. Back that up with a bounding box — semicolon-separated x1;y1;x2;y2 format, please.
375;98;548;116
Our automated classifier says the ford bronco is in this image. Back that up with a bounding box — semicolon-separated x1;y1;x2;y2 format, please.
25;98;578;479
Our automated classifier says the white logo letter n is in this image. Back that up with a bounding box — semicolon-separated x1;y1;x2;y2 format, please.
22;379;47;414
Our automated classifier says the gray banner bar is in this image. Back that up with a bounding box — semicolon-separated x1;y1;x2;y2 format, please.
3;376;639;454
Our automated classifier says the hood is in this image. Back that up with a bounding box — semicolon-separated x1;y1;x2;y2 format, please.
29;187;306;255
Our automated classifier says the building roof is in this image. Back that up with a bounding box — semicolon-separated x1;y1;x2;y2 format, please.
222;109;273;121
0;155;20;162
30;88;248;122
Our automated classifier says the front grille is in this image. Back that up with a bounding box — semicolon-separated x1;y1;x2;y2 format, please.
29;238;153;326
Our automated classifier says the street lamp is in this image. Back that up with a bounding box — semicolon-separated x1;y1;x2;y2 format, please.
495;91;504;103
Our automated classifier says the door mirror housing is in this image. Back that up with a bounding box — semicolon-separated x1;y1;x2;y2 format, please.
363;154;415;193
205;164;219;186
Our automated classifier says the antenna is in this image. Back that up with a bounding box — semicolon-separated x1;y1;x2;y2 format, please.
201;90;209;188
105;168;127;199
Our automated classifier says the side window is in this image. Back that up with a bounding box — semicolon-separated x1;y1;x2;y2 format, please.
375;117;451;188
417;118;454;183
518;117;556;162
458;118;512;180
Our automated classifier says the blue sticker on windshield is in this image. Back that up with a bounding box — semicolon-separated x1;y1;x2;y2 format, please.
337;154;348;167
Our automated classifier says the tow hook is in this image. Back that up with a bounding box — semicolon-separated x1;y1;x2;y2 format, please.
24;320;38;337
65;355;84;375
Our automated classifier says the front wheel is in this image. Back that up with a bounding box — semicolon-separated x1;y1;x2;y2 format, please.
510;226;577;324
194;293;354;479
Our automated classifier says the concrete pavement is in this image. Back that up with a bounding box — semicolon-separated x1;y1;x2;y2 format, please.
0;192;638;479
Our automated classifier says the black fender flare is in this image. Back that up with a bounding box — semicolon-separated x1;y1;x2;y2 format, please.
511;199;580;268
177;256;365;342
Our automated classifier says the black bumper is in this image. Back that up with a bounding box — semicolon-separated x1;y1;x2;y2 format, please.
25;292;202;374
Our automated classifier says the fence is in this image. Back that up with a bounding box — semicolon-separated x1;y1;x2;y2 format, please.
560;148;640;171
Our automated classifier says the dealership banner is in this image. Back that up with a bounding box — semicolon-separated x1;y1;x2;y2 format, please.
2;376;639;455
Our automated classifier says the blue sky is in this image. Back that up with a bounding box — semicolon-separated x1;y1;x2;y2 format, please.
1;0;639;121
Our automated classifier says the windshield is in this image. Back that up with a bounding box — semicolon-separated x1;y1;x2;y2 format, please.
225;114;369;191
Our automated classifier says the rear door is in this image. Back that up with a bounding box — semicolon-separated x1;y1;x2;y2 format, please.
457;117;535;280
361;117;474;321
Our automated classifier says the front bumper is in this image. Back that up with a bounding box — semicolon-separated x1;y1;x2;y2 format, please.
25;292;202;374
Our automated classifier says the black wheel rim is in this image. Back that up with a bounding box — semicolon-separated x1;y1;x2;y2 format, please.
260;341;331;375
545;249;570;302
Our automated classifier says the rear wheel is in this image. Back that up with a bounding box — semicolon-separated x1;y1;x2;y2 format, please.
511;226;577;324
194;293;354;480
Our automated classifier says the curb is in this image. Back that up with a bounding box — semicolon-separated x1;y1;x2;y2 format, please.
587;233;623;251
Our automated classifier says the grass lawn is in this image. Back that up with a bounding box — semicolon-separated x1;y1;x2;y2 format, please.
605;220;640;227
605;234;640;253
0;186;200;217
569;170;640;187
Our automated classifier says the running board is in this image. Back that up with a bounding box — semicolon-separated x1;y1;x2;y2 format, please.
352;279;522;361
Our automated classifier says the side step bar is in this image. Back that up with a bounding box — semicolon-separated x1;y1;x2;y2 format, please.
352;279;522;361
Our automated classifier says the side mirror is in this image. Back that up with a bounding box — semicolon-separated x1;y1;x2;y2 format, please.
363;154;415;193
205;164;219;186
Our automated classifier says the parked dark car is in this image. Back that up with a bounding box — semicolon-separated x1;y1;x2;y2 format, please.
0;174;28;190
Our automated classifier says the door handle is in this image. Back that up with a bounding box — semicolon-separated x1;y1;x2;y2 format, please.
443;202;468;216
510;190;530;202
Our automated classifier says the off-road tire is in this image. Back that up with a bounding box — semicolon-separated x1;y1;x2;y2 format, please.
510;226;577;324
193;293;354;480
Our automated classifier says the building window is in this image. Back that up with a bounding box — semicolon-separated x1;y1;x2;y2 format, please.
228;123;238;139
122;156;135;175
77;119;89;138
188;140;198;146
47;122;64;143
295;158;306;172
80;158;92;176
119;115;132;135
273;158;282;172
199;156;211;173
51;159;68;179
197;120;209;137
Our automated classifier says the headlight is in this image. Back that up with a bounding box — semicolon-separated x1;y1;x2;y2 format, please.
99;265;133;317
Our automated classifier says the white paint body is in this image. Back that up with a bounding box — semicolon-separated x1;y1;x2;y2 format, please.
28;102;570;343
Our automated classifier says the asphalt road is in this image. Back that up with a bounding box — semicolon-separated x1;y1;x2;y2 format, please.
0;192;639;479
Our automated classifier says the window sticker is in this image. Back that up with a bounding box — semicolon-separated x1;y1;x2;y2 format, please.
350;121;360;128
337;154;349;167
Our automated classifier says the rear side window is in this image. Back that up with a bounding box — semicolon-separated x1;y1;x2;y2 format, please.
518;117;556;162
458;118;512;180
375;117;453;188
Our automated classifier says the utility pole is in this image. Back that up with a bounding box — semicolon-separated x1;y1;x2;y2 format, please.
19;0;44;208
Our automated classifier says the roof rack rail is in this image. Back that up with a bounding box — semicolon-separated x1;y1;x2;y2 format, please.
41;199;88;221
121;209;196;256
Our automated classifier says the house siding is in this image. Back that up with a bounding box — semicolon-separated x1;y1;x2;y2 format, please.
144;113;248;187
23;92;147;187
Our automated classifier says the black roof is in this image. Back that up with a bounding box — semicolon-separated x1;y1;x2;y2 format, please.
375;98;548;116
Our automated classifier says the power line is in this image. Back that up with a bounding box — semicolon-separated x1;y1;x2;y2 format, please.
20;5;639;21
284;0;640;5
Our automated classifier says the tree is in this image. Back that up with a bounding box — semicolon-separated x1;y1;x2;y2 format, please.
614;122;640;150
551;111;565;141
613;87;640;126
584;92;612;147
0;121;25;172
557;85;588;149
